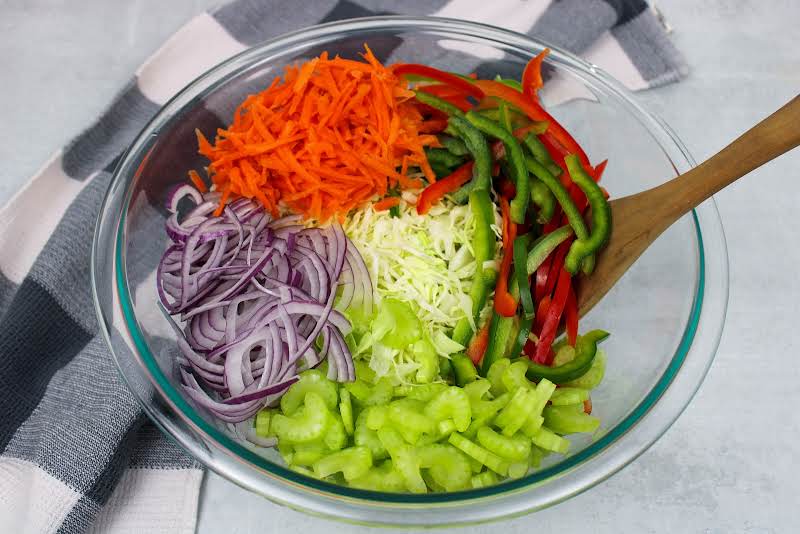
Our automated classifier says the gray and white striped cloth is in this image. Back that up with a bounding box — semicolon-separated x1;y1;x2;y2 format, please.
0;1;685;532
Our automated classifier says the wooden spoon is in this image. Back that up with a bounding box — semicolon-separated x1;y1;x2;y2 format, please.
577;95;800;317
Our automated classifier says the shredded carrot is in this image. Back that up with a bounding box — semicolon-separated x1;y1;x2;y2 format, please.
187;170;207;192
198;46;436;221
373;197;401;211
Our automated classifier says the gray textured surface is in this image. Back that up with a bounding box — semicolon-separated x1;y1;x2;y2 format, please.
2;0;799;532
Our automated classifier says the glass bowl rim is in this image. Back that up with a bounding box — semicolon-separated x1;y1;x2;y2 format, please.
93;14;729;516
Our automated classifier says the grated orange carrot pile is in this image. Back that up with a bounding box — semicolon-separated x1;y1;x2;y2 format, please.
196;46;438;221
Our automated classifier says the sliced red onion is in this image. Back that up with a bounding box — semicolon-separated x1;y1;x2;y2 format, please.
158;185;372;424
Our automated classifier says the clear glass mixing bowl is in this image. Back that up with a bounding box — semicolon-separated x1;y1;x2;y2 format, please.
91;16;728;527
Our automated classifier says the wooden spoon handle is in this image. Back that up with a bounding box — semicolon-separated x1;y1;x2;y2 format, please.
645;94;800;226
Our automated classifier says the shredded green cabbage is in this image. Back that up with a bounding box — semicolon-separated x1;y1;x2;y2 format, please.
343;199;500;383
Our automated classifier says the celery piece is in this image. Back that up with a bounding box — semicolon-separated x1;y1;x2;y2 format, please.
354;360;376;384
507;461;529;479
495;388;535;437
531;427;570;454
471;470;499;488
501;360;532;393
339;389;354;435
324;414;347;451
271;392;331;444
363;377;394;406
422;470;446;493
280;370;339;415
255;408;274;438
424;387;472;432
389;401;436;436
344;380;371;402
378;428;427;493
463;415;492;441
486;359;511;396
451;353;478;386
563;350;606;390
471;392;510;421
349;460;406;492
549;387;589;406
313;446;373;481
410;338;439;383
393;383;447;402
520;414;544;438
476;427;531;461
530;379;557;415
464;379;492;407
543;405;600;435
417;444;472;491
437;419;458;437
529;445;546;468
552;344;576;366
278;441;294;465
371;298;422;350
292;441;327;466
354;409;388;460
448;433;509;476
366;405;389;430
289;464;318;478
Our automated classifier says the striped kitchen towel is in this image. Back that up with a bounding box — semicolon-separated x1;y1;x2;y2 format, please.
0;1;685;532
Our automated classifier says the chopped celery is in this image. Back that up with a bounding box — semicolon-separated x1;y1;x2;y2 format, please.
494;388;535;437
339;389;354;435
529;445;546;468
410;338;439;383
507;461;529;479
451;353;478;386
324;414;347;451
344;380;371;402
371;298;422;350
349;460;407;492
378;428;427;493
471;470;499;488
289;464;318;478
530;379;557;415
313;446;373;481
354;360;377;384
292;441;327;466
448;433;509;476
255;408;274;438
531;427;570;454
501;360;531;392
389;400;436;437
354;408;388;460
476;427;531;461
394;383;447;402
280;370;339;415
471;392;511;421
417;444;472;491
425;387;472;432
552;344;576;366
520;414;544;438
366;405;389;430
271;392;331;444
486;359;511;396
437;419;458;437
549;387;589;406
363;377;395;406
543;406;600;435
464;379;492;407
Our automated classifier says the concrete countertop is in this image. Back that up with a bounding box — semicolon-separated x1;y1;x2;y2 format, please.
2;1;799;532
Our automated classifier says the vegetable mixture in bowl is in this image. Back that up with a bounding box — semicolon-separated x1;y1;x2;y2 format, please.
157;45;614;492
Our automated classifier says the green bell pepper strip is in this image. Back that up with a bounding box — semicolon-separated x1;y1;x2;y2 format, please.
438;135;469;156
425;147;466;170
522;133;562;177
465;111;529;224
529;178;556;224
452;190;497;346
525;156;589;243
478;311;516;376
563;154;612;275
451;353;478;387
448;116;493;203
525;225;574;275
498;101;513;132
526;330;609;383
413;90;465;117
513;235;535;319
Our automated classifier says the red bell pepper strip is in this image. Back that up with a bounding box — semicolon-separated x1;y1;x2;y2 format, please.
497;176;516;200
473;80;591;170
416;85;473;112
565;285;578;346
544;240;571;298
416;162;474;215
533;294;551;336
466;321;491;365
534;266;572;364
583;398;593;414
418;118;449;133
591;159;608;182
522;48;550;102
494;198;518;317
393;64;485;100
